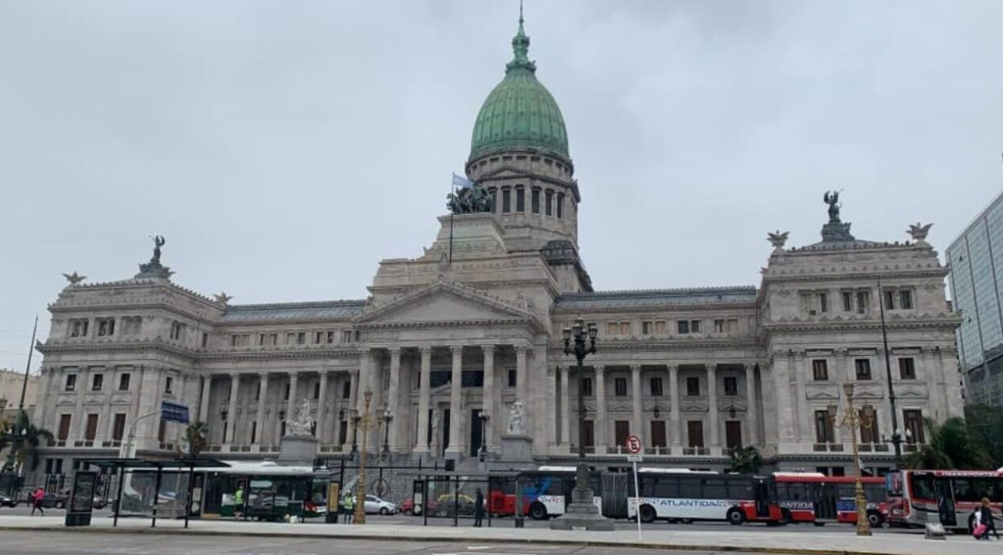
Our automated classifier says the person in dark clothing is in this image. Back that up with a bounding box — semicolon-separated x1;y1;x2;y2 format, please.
474;489;485;527
979;497;999;540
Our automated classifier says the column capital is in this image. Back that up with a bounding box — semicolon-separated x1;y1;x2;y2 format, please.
515;344;530;355
258;371;269;379
630;364;642;373
319;369;330;380
559;365;569;375
482;344;496;356
389;346;402;357
288;371;299;381
706;364;717;374
450;345;464;356
594;365;605;374
420;345;434;357
229;371;240;379
348;368;359;376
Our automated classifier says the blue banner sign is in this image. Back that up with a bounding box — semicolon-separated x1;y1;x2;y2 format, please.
161;400;190;424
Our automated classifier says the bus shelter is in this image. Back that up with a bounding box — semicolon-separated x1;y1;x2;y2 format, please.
80;457;229;529
406;470;521;527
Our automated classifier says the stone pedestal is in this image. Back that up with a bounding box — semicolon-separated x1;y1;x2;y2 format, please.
278;435;319;465
550;464;614;531
488;434;536;471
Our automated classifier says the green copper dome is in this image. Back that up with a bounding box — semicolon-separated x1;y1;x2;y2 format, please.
469;17;570;163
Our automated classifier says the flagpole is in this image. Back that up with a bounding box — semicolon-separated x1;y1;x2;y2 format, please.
18;315;38;418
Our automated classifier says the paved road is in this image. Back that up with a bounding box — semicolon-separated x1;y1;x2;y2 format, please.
0;531;796;555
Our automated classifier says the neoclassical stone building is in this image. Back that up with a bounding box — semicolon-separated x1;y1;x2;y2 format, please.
33;17;963;477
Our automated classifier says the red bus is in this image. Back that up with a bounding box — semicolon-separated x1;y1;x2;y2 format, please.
886;469;1003;531
774;472;888;527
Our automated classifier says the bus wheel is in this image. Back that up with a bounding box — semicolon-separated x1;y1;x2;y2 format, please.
528;503;548;521
727;508;746;525
867;511;884;528
639;505;656;524
779;510;792;526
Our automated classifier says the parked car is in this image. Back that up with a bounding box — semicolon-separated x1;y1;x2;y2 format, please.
0;493;16;508
19;489;70;509
402;496;438;515
363;495;398;515
433;493;476;517
92;496;108;510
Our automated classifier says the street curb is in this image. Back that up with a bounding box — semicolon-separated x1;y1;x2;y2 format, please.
0;525;901;555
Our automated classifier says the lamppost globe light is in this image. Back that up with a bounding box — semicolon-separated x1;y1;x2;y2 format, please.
587;323;598;340
562;327;572;342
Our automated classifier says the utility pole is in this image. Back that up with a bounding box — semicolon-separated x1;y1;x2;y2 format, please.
877;279;903;468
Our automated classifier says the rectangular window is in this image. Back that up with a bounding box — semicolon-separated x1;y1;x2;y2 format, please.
582;377;593;397
615;420;630;446
314;381;321;399
655;321;666;334
516;187;525;212
508;369;517;388
91;374;103;392
724;376;738;396
650;377;663;396
583;420;595;448
899;357;917;380
904;410;925;443
339;420;348;445
691;320;701;333
884;290;896;310
342;381;351;399
231;335;240;347
545;190;553;215
819;293;829;313
856;291;870;314
284;383;291;400
899;290;913;310
714;319;725;334
118;373;131;391
860;406;879;444
70;319;89;338
606;322;619;336
812;359;829;381
650;420;667;448
619;322;631;335
327;331;335;344
815;410;835;444
855;359;872;380
58;414;72;441
170;321;183;341
65;374;77;392
297;332;306;345
531;188;540;213
112;413;127;441
843;292;853;312
158;419;166;443
259;334;267;346
614;377;628;397
96;318;115;337
642;321;653;335
251;421;258;444
165;376;174;394
502;188;511;212
341;330;354;343
315;331;323;344
687;420;704;448
202;332;209;348
556;193;564;218
686;377;700;396
85;414;99;441
678;320;690;334
725;421;743;449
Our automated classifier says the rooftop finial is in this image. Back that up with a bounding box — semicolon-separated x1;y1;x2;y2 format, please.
519;0;524;26
507;0;535;73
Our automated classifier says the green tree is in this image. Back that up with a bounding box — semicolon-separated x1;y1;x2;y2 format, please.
729;446;764;474
965;404;1003;469
183;421;209;457
0;412;54;471
905;417;991;470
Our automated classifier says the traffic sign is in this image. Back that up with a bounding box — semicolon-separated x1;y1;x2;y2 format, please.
161;400;190;424
626;434;642;455
626;454;643;462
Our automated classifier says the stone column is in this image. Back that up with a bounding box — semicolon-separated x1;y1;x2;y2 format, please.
386;348;401;450
631;365;643;443
794;351;811;442
707;364;720;453
255;373;269;446
773;352;796;446
414;346;432;456
446;345;463;457
227;373;240;445
744;364;758;446
559;366;571;446
316;371;329;442
286;371;299;428
199;375;212;423
343;369;359;451
72;367;90;443
481;345;495;452
669;365;681;450
100;368;116;443
595;366;607;452
516;346;529;404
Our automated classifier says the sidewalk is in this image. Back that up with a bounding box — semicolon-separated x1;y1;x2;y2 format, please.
0;515;996;555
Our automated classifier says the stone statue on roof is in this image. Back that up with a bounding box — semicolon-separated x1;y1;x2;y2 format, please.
135;235;174;279
823;191;841;223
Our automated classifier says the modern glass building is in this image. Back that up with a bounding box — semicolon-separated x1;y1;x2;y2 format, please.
947;191;1003;407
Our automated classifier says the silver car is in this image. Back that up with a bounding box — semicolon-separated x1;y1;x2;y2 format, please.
364;495;398;515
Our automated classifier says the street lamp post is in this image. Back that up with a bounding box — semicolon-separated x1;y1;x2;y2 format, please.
478;413;490;461
551;318;613;531
382;410;393;458
828;383;873;536
353;390;374;525
877;279;903;468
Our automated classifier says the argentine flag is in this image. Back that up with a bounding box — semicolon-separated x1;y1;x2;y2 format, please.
452;172;474;190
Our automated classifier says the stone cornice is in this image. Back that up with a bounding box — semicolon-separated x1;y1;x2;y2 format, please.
38;338;196;361
549;336;760;352
57;278;220;308
762;313;960;334
552;302;757;315
196;348;362;364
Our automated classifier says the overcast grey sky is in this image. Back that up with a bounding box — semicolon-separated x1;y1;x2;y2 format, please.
2;0;1002;373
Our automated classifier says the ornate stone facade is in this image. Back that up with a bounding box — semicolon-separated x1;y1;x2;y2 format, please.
32;16;962;477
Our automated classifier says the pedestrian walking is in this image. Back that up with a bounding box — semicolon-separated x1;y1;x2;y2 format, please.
30;488;45;516
473;489;485;527
977;497;999;540
343;495;354;524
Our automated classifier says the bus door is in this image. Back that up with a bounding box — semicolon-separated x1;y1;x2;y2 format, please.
811;483;837;521
754;478;771;519
934;478;957;527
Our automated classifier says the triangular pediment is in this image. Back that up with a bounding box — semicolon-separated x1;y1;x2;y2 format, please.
353;280;539;328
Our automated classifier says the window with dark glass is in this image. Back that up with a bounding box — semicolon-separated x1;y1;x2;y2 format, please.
58;414;72;441
91;373;103;392
899;290;913;310
724;376;738;396
85;414;99;441
812;359;829;381
678;320;690;334
531;188;540;213
687;420;704;448
314;382;321;399
615;420;630;446
582;377;593;397
502;188;511;212
856;291;870;314
284;383;291;400
842;292;853;312
342;381;351;399
165;376;173;394
686;377;700;396
725;421;743;449
118;373;131;391
815;410;835;444
899;357;916;380
855;359;872;380
112;413;126;441
904;409;925;443
557;193;564;218
884;290;896;310
65;374;77;392
651;420;667;448
516;187;525;212
584;421;595;447
859;406;879;444
650;377;663;396
614;377;628;397
691;320;701;333
545;190;554;215
508;369;517;388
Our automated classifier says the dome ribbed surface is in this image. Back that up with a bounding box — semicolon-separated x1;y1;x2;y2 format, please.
469;20;570;162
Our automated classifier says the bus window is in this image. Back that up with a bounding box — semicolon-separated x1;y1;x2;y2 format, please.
952;478;976;503
679;477;701;498
835;484;855;499
864;484;887;502
912;475;935;502
728;478;754;500
653;478;679;498
703;478;727;499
